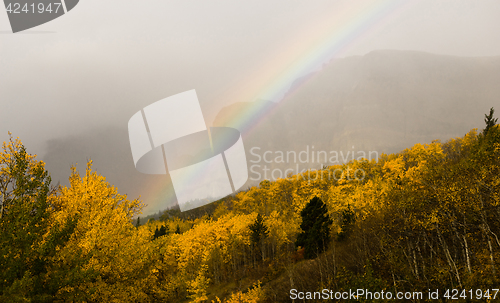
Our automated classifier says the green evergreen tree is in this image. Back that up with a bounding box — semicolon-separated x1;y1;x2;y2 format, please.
483;107;498;135
135;216;141;228
159;224;168;237
295;197;333;259
154;224;168;239
249;213;269;261
249;214;269;245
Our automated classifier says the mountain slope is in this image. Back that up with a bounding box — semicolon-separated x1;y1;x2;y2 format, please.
214;50;500;183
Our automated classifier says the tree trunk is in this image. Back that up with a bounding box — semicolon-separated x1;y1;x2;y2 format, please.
463;235;472;274
436;224;462;288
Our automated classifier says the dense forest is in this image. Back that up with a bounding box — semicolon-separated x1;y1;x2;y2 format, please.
1;109;500;302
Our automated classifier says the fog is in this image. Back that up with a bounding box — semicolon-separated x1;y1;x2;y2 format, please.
1;0;500;214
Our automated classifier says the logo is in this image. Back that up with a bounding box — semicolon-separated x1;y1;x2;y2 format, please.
128;90;248;212
4;0;79;33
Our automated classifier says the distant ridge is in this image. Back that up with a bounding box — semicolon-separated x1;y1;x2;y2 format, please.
213;50;500;183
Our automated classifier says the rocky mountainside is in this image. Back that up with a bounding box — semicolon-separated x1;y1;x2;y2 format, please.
214;50;500;182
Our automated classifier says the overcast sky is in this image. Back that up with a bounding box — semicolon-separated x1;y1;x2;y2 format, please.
1;0;500;214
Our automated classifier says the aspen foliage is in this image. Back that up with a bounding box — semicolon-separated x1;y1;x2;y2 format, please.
48;161;153;302
212;281;264;303
2;114;500;302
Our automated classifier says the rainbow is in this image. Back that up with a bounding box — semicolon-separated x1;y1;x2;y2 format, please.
213;0;412;135
143;0;413;214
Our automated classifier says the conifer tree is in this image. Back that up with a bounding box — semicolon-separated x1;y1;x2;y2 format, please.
483;107;498;135
159;225;167;237
295;197;333;259
153;225;167;239
249;213;269;261
249;214;269;245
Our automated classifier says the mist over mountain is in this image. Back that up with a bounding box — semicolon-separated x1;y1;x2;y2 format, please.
41;50;500;215
41;127;177;214
214;50;500;182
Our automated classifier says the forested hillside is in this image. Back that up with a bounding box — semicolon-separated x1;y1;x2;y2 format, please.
1;110;500;302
